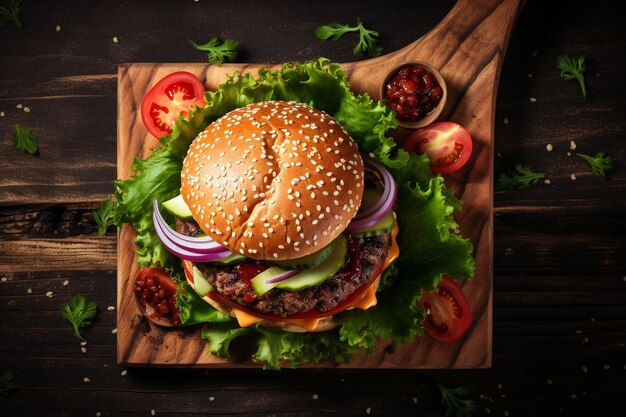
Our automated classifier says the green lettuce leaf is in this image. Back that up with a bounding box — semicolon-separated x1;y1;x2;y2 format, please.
113;57;475;369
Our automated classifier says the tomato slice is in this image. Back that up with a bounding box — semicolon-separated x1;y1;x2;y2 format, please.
418;275;472;343
403;121;473;174
140;71;206;138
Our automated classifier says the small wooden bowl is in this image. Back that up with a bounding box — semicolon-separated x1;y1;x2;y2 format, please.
380;61;447;129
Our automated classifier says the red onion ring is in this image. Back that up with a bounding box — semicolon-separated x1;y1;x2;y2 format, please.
153;200;234;261
152;200;228;253
348;159;397;231
154;218;235;262
265;269;301;284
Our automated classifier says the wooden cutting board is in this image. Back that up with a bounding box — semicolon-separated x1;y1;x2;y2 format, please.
117;0;523;368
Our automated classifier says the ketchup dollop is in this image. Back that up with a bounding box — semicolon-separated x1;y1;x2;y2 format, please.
384;64;443;122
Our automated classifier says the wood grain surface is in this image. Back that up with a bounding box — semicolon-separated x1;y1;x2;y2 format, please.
1;0;624;415
116;0;522;368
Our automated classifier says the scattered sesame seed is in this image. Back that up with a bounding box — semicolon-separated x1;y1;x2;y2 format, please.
83;377;91;383
532;50;538;57
23;106;31;113
581;365;588;373
571;173;577;180
56;25;62;32
107;306;115;311
96;413;101;417
529;97;537;103
81;341;87;346
485;408;491;414
567;151;571;156
151;410;156;416
209;396;215;401
528;73;533;78
46;291;54;298
412;397;417;404
16;104;23;109
112;328;118;334
27;288;32;294
366;408;371;415
583;337;589;343
81;347;87;353
63;280;69;286
546;144;553;151
497;383;503;389
0;277;6;282
603;364;611;370
0;111;4;117
569;141;577;150
544;179;551;184
546;379;553;384
113;36;119;43
121;370;127;376
503;117;509;124
504;411;509;417
571;394;577;399
312;394;319;400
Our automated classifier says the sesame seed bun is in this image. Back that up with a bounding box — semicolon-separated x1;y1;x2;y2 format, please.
181;101;364;260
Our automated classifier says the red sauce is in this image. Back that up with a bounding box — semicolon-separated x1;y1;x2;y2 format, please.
134;267;181;325
235;260;269;302
384;64;443;121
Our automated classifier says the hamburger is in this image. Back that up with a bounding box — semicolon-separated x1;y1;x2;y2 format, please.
152;100;399;332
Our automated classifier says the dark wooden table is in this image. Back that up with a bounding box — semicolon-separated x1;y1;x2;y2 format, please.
1;1;624;416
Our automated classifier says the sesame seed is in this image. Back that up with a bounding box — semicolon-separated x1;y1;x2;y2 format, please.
121;370;128;376
209;396;215;401
107;306;115;311
151;410;156;416
312;394;319;400
16;104;22;109
23;106;31;113
569;141;577;150
581;365;588;373
81;347;87;353
571;173;577;180
81;341;87;346
529;97;537;103
113;36;119;43
55;25;62;32
83;377;91;383
366;408;371;414
546;144;553;151
27;288;32;293
603;364;611;370
46;291;54;298
112;328;118;334
63;280;69;286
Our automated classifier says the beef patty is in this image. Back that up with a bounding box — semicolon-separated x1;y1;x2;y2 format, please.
177;220;391;317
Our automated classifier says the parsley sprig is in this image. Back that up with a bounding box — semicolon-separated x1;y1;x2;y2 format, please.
577;151;615;178
61;295;98;341
315;19;382;57
557;54;587;98
93;199;116;235
0;0;24;29
497;164;545;190
0;370;15;397
191;37;238;65
12;123;38;154
437;384;476;417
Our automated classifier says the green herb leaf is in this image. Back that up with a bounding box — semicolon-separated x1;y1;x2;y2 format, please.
93;199;115;235
12;123;38;154
557;54;587;98
0;0;24;29
0;370;15;397
60;295;97;341
315;19;382;57
191;37;238;65
437;384;477;417
497;164;545;190
577;151;615;178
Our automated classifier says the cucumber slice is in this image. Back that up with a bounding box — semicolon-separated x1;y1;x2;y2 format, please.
251;266;292;296
350;210;395;238
162;194;194;220
192;266;212;296
208;252;246;265
276;234;347;291
268;241;335;270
